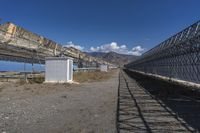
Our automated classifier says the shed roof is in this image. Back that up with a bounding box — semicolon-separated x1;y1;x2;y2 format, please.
45;57;73;60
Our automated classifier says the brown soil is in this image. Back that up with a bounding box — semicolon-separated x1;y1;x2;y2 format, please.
0;70;119;133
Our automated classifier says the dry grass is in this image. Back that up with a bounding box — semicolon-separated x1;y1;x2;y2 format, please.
16;80;27;85
1;70;117;85
0;82;5;92
73;69;117;83
29;76;45;84
16;75;45;85
0;86;4;92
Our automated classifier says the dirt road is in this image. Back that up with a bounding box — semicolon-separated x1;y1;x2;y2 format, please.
0;70;119;133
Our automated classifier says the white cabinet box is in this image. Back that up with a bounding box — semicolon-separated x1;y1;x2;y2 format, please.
45;57;73;83
100;65;108;72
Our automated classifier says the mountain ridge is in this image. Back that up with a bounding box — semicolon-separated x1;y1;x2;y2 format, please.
87;51;139;67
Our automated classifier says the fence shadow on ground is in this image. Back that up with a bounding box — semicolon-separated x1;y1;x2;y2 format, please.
124;69;200;131
116;73;151;132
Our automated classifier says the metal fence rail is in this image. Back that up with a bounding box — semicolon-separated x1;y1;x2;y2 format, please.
126;20;200;84
74;67;99;72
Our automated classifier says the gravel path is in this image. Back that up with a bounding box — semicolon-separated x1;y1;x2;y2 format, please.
0;70;119;133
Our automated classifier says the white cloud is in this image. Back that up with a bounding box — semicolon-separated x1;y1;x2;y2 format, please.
62;41;145;56
64;41;84;50
131;46;144;56
90;42;144;56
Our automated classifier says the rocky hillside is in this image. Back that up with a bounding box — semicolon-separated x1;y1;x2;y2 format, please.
87;51;139;67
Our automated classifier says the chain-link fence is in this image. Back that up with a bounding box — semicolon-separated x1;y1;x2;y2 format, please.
126;20;200;84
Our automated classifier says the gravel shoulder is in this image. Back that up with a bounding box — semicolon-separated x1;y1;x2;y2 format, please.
0;70;119;133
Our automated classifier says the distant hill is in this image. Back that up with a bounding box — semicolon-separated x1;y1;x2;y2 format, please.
87;51;139;67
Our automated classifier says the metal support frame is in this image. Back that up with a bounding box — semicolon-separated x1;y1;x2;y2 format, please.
0;23;115;67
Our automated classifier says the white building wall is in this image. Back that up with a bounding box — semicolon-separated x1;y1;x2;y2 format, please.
100;65;108;72
45;57;73;83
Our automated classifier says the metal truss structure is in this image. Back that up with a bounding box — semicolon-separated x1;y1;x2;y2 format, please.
126;20;200;84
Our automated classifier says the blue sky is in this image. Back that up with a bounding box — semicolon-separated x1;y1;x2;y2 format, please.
0;0;200;70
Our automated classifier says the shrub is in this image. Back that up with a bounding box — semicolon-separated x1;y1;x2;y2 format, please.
29;76;45;84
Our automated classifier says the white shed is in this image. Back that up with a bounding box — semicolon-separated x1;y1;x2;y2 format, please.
100;64;108;72
45;57;73;83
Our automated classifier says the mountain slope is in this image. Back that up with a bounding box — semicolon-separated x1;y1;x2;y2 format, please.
88;51;139;67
